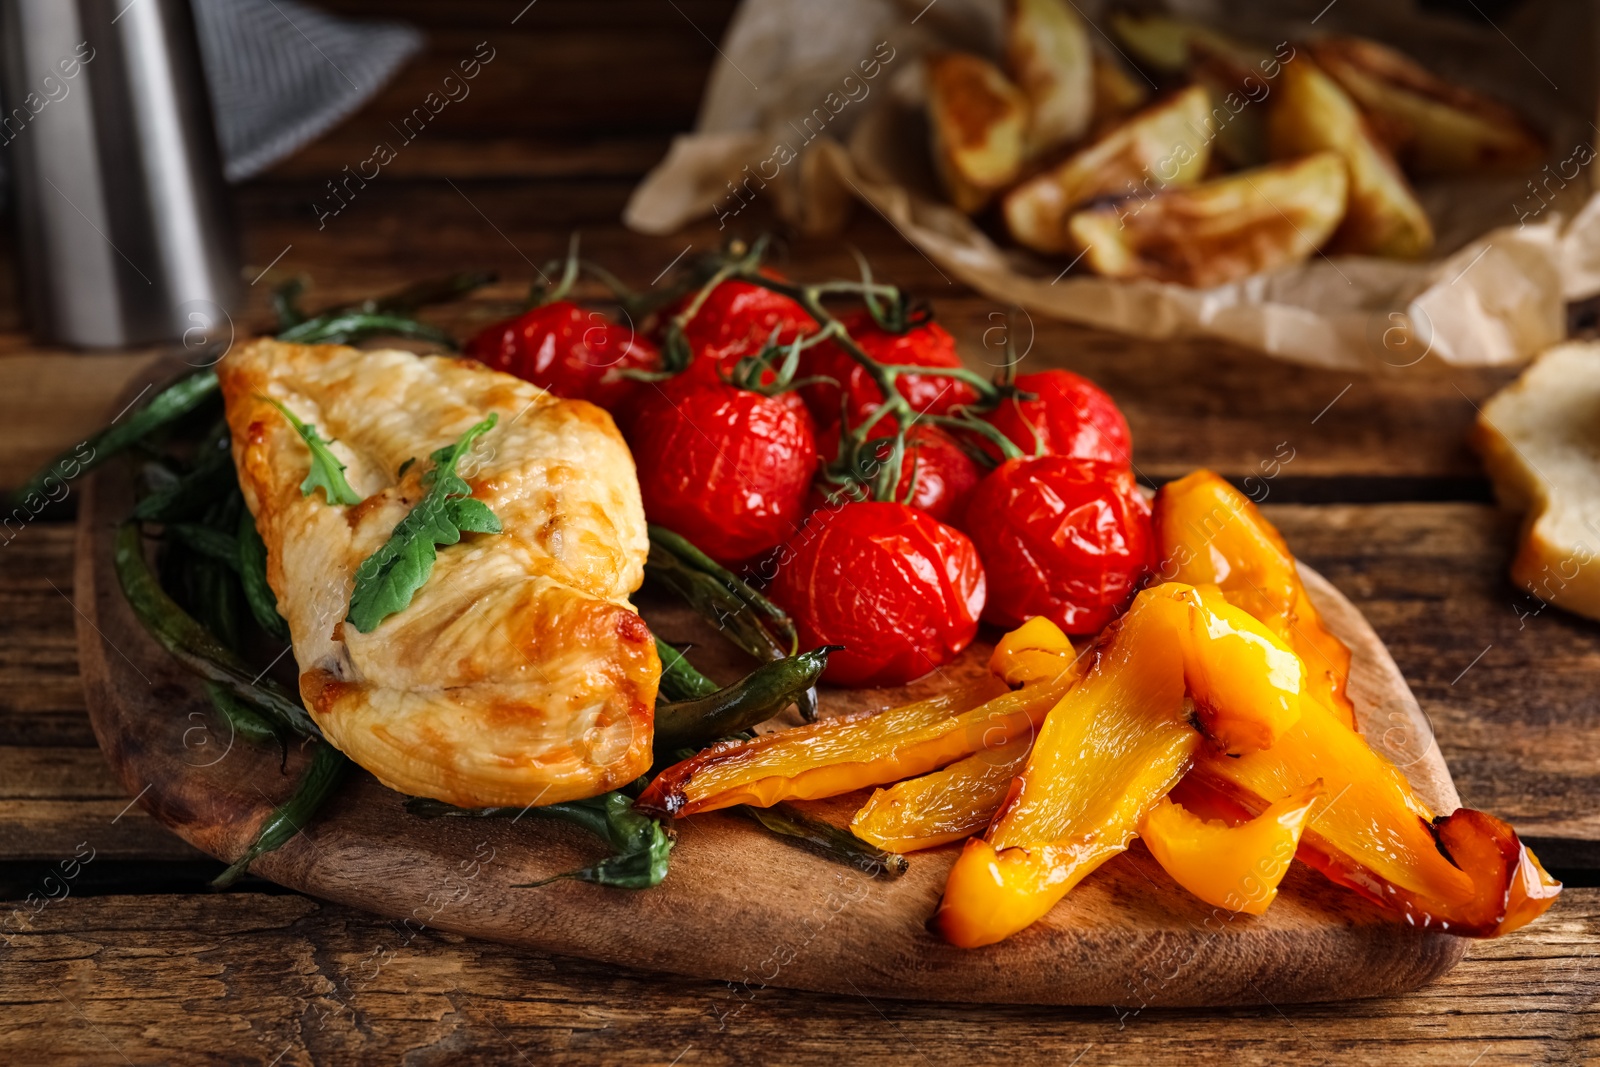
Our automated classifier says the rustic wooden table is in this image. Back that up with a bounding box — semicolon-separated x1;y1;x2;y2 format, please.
0;2;1595;1063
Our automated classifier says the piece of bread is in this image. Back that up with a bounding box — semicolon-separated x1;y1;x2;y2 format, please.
1472;341;1600;621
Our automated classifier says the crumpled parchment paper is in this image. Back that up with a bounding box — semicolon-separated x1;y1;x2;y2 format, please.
624;0;1600;370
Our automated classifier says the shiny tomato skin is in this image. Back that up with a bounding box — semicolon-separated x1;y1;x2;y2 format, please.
964;456;1153;635
800;311;979;428
981;369;1132;466
765;501;986;687
626;377;819;564
670;274;816;368
464;301;659;415
815;422;982;525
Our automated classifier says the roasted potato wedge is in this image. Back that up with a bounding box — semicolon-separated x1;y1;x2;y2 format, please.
1267;58;1433;258
1066;151;1349;288
1003;84;1213;254
1307;35;1545;176
1110;12;1272;87
1005;0;1093;156
926;52;1029;213
1089;51;1150;135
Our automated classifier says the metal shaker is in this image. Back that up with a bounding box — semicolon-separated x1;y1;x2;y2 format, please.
0;0;239;348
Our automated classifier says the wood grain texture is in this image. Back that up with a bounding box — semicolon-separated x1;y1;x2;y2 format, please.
0;891;1593;1067
71;452;1481;1007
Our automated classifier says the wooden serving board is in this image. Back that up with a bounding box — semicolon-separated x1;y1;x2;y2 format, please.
75;459;1468;1008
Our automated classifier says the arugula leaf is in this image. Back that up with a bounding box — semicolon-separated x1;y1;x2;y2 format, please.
345;414;502;633
265;399;363;506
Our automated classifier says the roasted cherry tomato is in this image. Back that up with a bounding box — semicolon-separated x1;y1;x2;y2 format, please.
766;501;986;687
627;376;818;564
981;369;1131;465
816;422;982;526
668;274;816;370
963;456;1152;635
800;310;979;428
464;301;659;415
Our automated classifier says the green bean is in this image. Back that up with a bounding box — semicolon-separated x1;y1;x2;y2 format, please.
237;508;289;641
276;311;455;348
132;441;236;523
654;647;835;751
205;682;282;748
166;522;242;572
114;522;316;738
408;792;674;890
645;524;818;720
655;636;720;701
212;742;350;887
8;369;219;510
744;803;908;880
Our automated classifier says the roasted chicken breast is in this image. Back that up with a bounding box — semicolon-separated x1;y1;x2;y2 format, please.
219;339;658;808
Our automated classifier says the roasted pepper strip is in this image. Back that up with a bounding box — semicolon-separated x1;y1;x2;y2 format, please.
934;583;1307;948
851;735;1032;853
988;616;1078;688
1139;781;1322;916
1154;469;1356;729
846;618;1078;853
636;675;1050;817
1192;698;1561;936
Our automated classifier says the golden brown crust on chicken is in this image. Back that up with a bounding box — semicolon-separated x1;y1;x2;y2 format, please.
219;339;657;807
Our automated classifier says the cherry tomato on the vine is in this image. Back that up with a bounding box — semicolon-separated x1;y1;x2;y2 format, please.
764;501;985;687
815;422;982;526
626;376;818;565
980;369;1131;465
962;456;1152;636
667;274;817;370
800;310;979;428
464;301;659;416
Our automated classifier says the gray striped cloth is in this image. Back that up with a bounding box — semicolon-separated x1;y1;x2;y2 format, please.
192;0;423;181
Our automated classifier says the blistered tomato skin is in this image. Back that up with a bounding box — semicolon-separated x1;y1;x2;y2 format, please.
801;311;979;428
815;422;982;525
669;275;816;369
626;377;819;565
963;457;1153;635
982;369;1132;465
463;301;659;415
766;502;986;687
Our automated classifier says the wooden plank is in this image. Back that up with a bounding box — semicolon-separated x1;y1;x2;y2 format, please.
0;750;205;862
0;525;95;747
0;891;1592;1066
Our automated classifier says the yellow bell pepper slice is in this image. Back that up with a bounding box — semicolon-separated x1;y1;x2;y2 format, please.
1154;469;1357;729
635;672;1082;818
988;616;1078;688
933;582;1307;947
1193;697;1561;936
850;735;1032;853
1139;781;1322;915
846;617;1075;854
